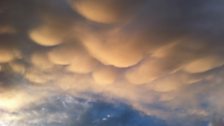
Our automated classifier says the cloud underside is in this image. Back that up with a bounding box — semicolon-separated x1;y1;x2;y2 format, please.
0;0;224;125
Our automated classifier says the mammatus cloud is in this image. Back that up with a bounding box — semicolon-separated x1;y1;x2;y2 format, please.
69;0;144;24
0;0;224;126
92;66;118;85
29;24;65;46
0;47;20;63
183;56;224;73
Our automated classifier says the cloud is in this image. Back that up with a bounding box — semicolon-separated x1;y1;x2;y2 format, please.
25;68;53;84
0;87;47;112
31;51;55;70
79;27;149;68
29;24;65;46
0;47;20;63
9;62;26;75
48;44;98;74
1;0;224;126
69;0;144;24
92;66;118;85
183;56;224;73
125;58;177;85
0;25;16;34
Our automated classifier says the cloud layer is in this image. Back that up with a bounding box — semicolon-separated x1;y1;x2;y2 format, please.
0;0;224;125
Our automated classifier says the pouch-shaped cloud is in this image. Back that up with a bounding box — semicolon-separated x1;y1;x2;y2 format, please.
31;52;55;70
48;44;97;74
0;49;15;63
66;59;96;74
152;74;184;92
70;0;143;24
92;66;118;85
125;58;176;85
25;69;52;84
0;48;20;63
29;24;65;46
81;29;147;68
9;62;26;75
183;56;224;73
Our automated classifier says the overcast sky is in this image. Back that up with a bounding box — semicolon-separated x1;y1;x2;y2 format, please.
0;0;224;126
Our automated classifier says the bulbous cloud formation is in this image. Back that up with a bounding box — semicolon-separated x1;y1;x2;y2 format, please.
1;0;224;125
29;24;64;46
69;0;144;24
79;28;148;68
0;48;19;63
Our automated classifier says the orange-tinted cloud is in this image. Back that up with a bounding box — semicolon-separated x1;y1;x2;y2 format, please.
70;0;143;24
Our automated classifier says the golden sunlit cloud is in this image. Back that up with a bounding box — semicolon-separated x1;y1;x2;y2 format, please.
80;29;146;68
183;56;224;73
92;66;118;85
0;48;18;63
70;0;141;24
29;25;64;46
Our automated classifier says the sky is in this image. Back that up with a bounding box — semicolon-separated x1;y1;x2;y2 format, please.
0;0;224;126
